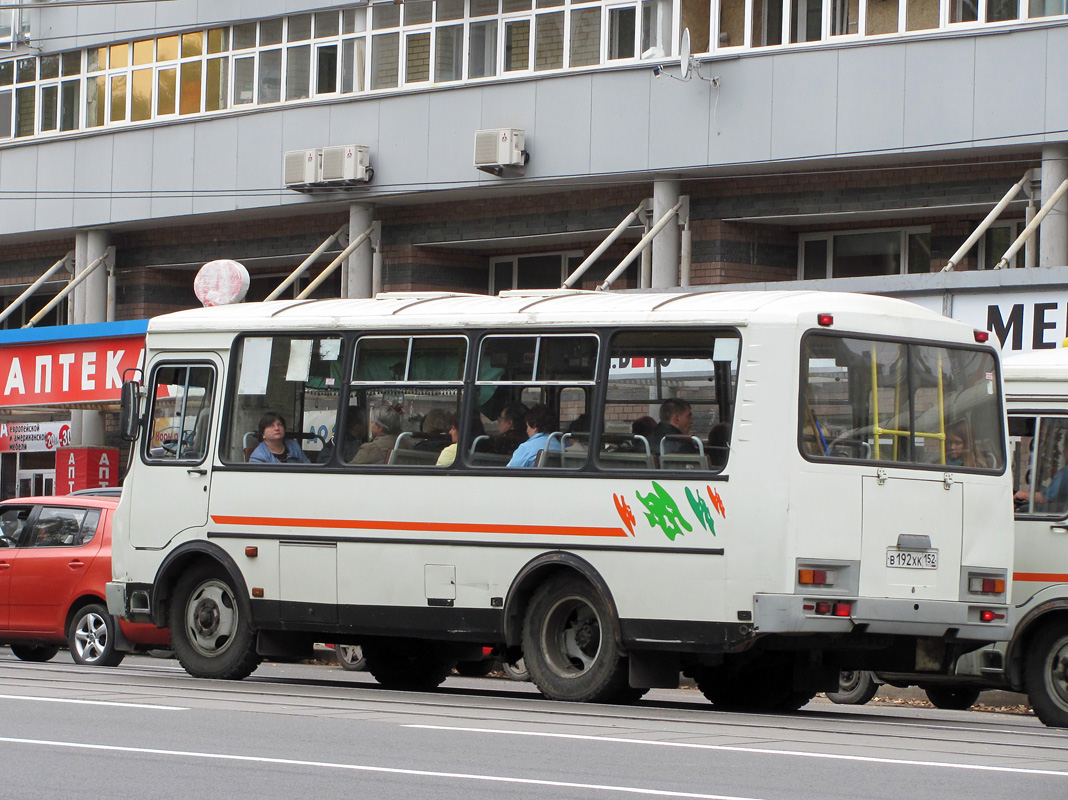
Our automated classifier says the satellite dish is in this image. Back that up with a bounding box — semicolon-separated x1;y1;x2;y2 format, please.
680;28;691;80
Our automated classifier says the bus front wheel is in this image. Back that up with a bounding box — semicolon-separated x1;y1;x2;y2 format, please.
1024;624;1068;728
522;575;629;703
169;563;260;680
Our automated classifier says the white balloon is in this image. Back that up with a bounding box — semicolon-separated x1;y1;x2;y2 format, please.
194;259;250;307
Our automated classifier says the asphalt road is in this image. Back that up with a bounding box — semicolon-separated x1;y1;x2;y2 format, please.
1;647;1066;800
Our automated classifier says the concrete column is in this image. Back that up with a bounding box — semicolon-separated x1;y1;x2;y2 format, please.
1040;143;1068;269
71;230;110;446
651;178;681;288
345;203;374;298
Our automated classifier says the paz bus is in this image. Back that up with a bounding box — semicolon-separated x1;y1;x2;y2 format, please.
107;289;1013;711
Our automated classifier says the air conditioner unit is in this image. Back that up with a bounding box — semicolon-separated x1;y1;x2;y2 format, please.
474;128;528;175
283;149;321;188
320;144;373;184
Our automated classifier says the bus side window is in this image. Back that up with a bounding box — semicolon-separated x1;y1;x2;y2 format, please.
145;364;216;463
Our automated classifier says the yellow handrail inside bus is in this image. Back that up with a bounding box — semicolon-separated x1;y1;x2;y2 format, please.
869;350;946;462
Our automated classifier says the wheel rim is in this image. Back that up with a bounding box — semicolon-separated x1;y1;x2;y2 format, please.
338;645;362;665
539;594;602;679
73;611;109;663
1045;634;1068;708
185;578;239;658
838;671;863;693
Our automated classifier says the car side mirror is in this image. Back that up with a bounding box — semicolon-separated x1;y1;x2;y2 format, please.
119;380;141;442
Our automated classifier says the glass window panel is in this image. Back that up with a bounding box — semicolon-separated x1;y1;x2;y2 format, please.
109;74;127;122
516;254;564;289
258;49;282;103
435;25;463;81
61;51;81;76
156;35;179;61
233;56;255;104
1024;418;1068;515
133;38;154;66
908;231;932;273
110;44;129;70
471;0;500;14
570;8;601;66
286;45;311;99
505;19;531;71
949;0;979;21
16;57;35;83
437;0;466;20
180;60;202;114
341;38;365;92
802;238;828;279
906;0;939;28
406;0;434;24
40;84;58;132
866;0;900;32
354;338;408;382
86;74;105;126
373;4;401;28
371;32;400;88
752;0;784;45
315;11;340;37
317;44;338;93
131;67;153;121
538;0;565;6
60;80;79;130
207;28;229;53
87;47;106;72
641;0;670;54
0;61;12;85
609;7;638;58
157;66;177;114
1029;0;1067;16
504;0;532;10
832;0;860;32
720;0;745;46
405;32;431;83
479;338;536;383
288;14;312;41
987;0;1019;19
205;57;228;111
182;32;203;58
234;22;257;49
260;18;284;46
0;90;11;138
832;231;901;277
147;365;216;464
40;54;60;80
343;8;368;34
469;20;499;78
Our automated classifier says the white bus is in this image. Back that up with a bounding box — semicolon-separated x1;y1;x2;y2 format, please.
831;347;1068;727
107;290;1014;711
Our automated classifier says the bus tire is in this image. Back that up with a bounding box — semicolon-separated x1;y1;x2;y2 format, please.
169;563;260;680
364;641;454;689
826;670;879;705
9;644;60;663
1024;624;1068;728
522;575;629;703
923;685;981;710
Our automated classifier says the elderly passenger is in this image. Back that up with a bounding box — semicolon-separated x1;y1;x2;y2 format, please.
350;403;403;465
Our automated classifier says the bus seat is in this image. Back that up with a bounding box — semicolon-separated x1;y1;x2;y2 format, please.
597;451;655;470
243;432;258;462
659;452;711;471
389;448;441;466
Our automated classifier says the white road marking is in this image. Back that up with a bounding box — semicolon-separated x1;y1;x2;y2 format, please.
0;736;770;800
405;724;1068;778
0;694;186;711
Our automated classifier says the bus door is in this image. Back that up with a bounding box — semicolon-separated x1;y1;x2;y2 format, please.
127;360;219;548
1010;414;1068;603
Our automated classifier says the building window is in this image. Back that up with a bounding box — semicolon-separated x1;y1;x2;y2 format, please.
799;228;931;279
490;252;585;293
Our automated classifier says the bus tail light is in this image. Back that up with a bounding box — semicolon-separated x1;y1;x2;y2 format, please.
817;313;834;327
979;609;1005;623
833;602;852;617
799;568;837;586
968;576;1005;595
974;329;990;343
808;601;851;617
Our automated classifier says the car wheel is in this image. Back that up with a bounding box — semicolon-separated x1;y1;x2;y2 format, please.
335;644;366;671
169;562;260;680
455;658;496;677
923;685;981;710
1024;624;1068;728
522;575;630;703
68;603;125;667
502;657;530;682
826;670;879;705
9;644;60;662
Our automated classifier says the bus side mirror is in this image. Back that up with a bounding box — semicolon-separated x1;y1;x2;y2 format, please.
119;380;141;442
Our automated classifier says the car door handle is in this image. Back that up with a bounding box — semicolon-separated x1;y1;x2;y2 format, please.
1052;525;1068;534
0;562;9;570
68;560;85;570
187;468;207;476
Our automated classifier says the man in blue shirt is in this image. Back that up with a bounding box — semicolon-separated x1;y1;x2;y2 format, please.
507;404;561;467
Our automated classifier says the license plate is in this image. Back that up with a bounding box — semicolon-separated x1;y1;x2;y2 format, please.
886;549;938;569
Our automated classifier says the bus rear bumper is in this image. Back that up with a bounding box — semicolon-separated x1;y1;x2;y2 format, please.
753;594;1012;642
106;581;157;625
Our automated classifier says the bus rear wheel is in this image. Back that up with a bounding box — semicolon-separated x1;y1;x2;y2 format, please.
169;563;260;680
364;641;454;690
1024;624;1068;728
826;670;879;705
522;575;629;703
923;685;980;710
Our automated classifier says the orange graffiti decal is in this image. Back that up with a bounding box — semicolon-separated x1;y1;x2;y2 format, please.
614;493;636;536
707;486;726;518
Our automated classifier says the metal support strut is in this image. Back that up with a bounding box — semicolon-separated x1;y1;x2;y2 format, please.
0;251;74;326
24;248;114;328
266;224;348;301
296;224;376;300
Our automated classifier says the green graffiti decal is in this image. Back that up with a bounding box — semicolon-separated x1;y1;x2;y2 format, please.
685;487;716;536
636;481;692;541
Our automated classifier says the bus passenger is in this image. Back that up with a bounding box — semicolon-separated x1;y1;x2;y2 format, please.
317;407;367;464
436;414;460;467
489;403;528;456
350;403;402;465
249;412;311;464
945;419;984;468
708;422;731;467
415;408;452;453
507;404;560;467
650;398;698;455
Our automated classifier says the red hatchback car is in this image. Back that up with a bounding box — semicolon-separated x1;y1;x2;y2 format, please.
0;495;170;666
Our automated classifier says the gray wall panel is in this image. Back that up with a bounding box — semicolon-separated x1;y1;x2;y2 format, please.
377;93;431;189
534;76;593;177
974;29;1048;143
235;112;283;211
193;119;240;215
837;46;905;155
150;126;195;220
648;70;710;168
427;87;484;185
0;144;37;234
589;70;650;173
72;136;114;228
34;140;76;231
327;100;381;166
108;131;153;223
902;37;975;149
770;49;838;160
1047;27;1068;139
476;81;537;185
708;56;773;165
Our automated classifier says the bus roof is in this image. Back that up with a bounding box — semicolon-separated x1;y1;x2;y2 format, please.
146;289;977;341
1003;347;1068;383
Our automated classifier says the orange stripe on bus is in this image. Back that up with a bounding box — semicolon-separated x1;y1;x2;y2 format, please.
210;515;628;538
1014;572;1068;583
